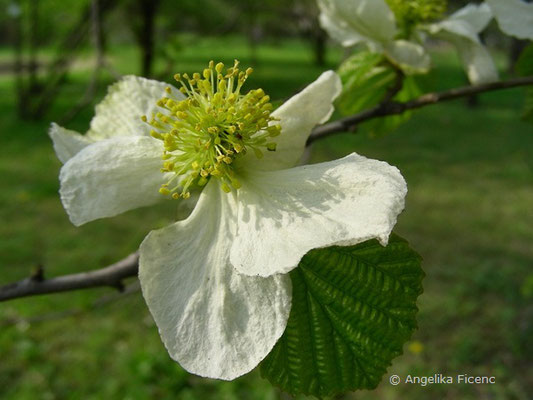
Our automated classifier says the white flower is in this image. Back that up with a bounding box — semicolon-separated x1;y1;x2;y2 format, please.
318;0;499;84
426;3;498;84
486;0;533;40
318;0;431;73
49;63;407;380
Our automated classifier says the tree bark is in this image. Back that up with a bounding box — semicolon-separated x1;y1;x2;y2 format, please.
313;27;327;67
139;0;160;77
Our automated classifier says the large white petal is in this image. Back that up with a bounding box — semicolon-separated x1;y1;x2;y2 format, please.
87;76;184;140
48;123;95;163
59;136;166;226
327;0;397;43
487;0;533;40
231;153;407;277
237;71;341;172
139;181;292;380
385;40;431;73
318;0;370;46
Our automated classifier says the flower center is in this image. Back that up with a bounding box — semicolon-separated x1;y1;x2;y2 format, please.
385;0;447;37
144;60;281;199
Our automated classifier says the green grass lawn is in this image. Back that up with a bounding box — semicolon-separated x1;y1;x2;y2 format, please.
0;36;532;399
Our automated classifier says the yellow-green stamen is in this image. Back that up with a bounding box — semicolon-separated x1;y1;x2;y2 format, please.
385;0;447;37
144;60;281;199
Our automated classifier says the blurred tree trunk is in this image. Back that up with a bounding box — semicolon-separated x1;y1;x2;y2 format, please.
245;2;260;66
12;4;24;117
13;0;40;118
291;0;326;67
509;39;528;74
312;26;327;67
60;0;107;124
13;0;117;120
28;0;40;94
132;0;161;78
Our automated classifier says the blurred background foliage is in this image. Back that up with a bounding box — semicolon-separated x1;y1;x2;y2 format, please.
0;0;532;399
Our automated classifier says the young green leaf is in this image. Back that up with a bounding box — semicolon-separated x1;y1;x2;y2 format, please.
336;52;421;136
261;234;424;398
364;74;421;137
337;52;396;116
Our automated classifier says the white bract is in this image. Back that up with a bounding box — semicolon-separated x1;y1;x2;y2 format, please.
49;63;407;380
486;0;533;40
318;0;500;84
318;0;431;73
426;3;497;84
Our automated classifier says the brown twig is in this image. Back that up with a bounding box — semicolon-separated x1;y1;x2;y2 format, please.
0;253;138;302
381;67;405;104
308;75;533;145
1;76;533;302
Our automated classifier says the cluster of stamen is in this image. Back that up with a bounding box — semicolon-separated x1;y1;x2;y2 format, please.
143;60;281;199
385;0;447;37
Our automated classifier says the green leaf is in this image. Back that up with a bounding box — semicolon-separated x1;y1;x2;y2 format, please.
364;75;422;137
261;234;424;398
337;52;396;116
336;51;421;136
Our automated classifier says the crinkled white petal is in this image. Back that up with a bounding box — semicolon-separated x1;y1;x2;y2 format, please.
237;71;341;172
323;0;397;43
48;123;95;163
139;181;292;380
230;153;407;277
318;0;370;46
87;76;184;141
487;0;533;40
59;136;166;226
385;40;431;73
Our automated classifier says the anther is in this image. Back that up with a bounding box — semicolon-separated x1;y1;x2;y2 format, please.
151;61;282;199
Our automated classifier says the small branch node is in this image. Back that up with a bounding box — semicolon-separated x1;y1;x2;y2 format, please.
30;265;45;282
114;281;126;292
